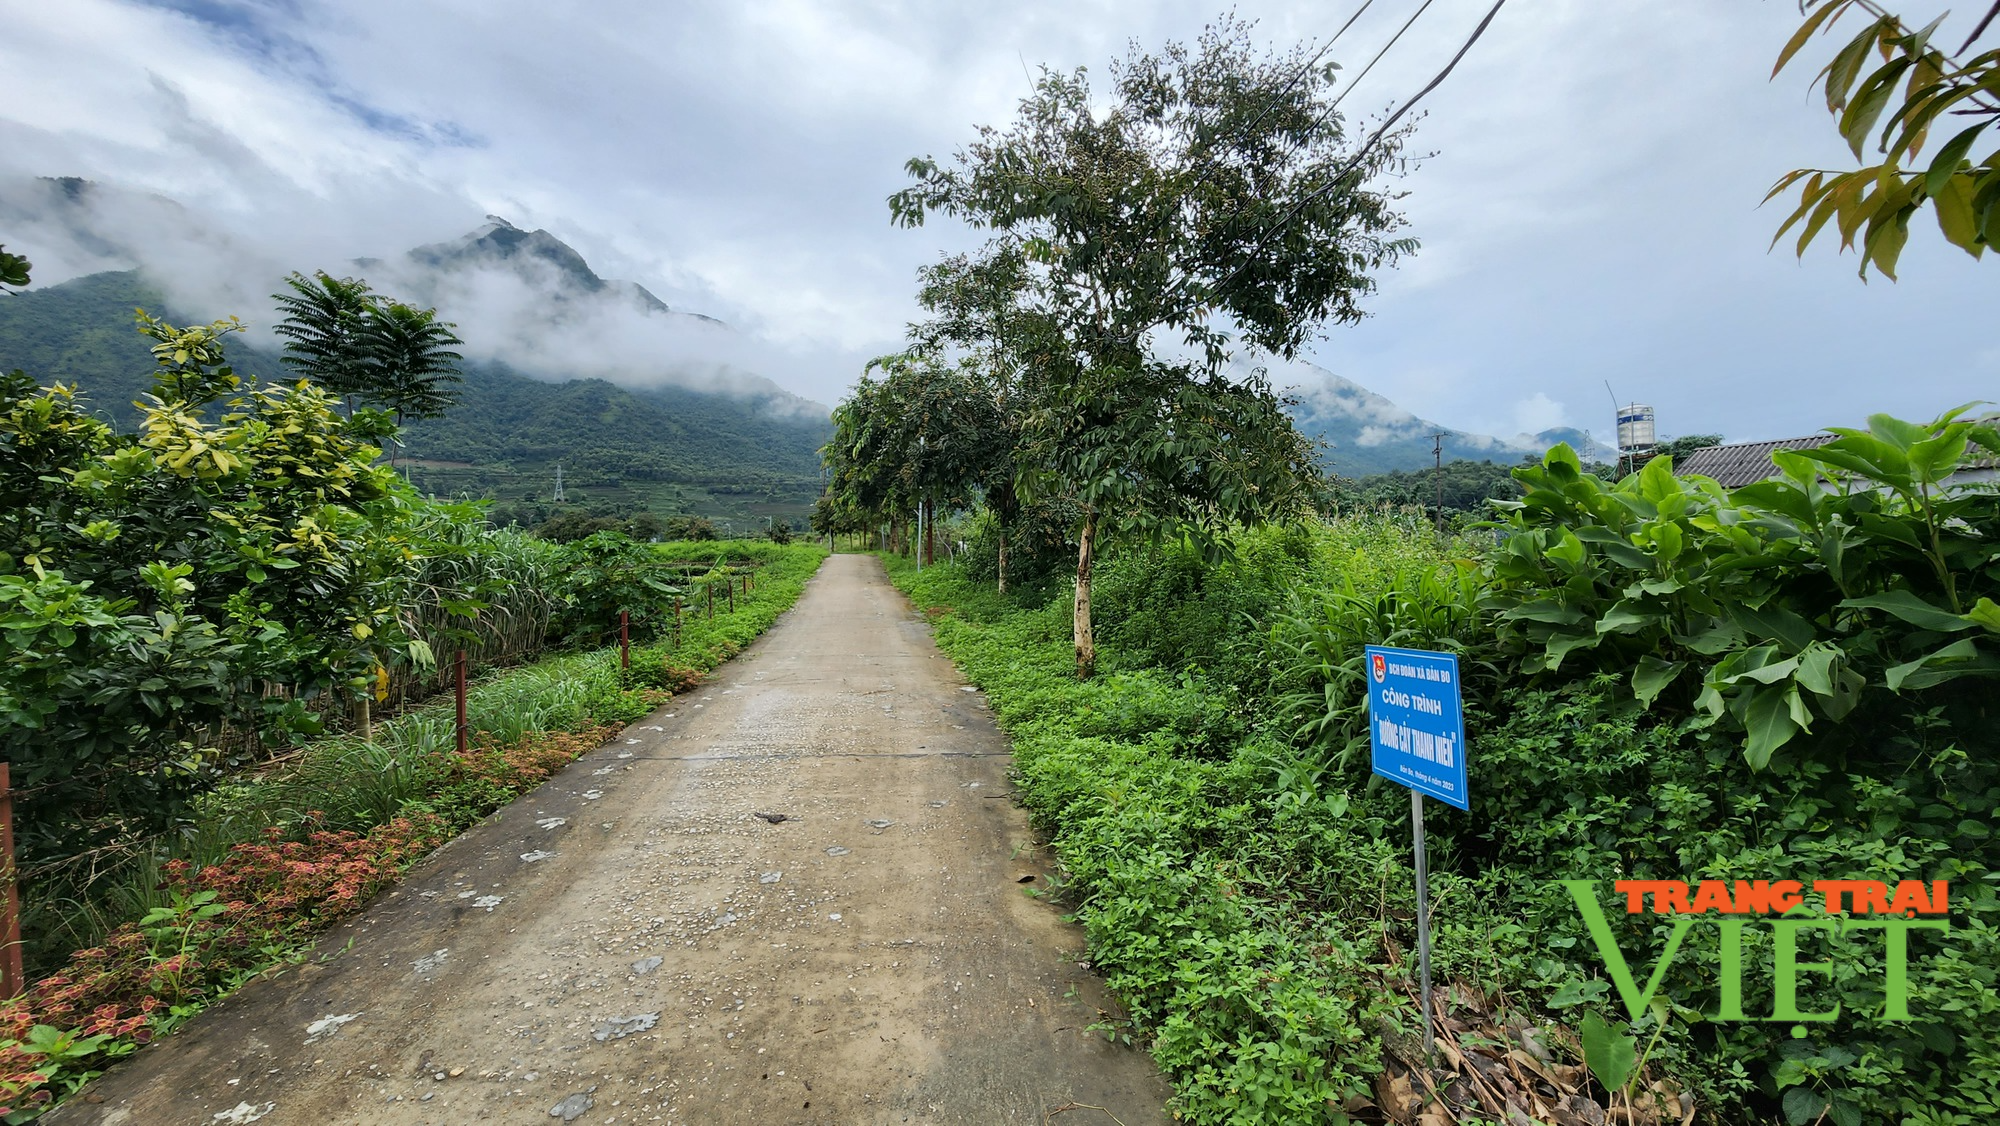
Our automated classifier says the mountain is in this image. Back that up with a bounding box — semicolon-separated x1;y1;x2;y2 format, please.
1283;364;1597;477
0;268;831;531
390;215;723;326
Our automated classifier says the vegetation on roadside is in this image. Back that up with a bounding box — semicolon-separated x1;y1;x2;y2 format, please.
889;406;1998;1126
0;245;829;1117
0;540;824;1120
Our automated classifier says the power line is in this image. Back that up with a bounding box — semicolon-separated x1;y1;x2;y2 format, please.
1180;0;1509;325
1327;0;1440;118
1230;0;1382;142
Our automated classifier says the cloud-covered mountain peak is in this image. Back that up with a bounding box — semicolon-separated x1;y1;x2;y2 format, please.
400;216;721;327
1283;362;1596;476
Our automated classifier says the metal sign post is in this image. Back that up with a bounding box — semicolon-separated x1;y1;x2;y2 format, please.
1365;644;1470;1066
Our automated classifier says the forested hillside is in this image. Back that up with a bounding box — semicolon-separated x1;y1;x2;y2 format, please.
0;269;832;528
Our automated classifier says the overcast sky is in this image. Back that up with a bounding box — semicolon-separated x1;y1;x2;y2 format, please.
2;0;1992;445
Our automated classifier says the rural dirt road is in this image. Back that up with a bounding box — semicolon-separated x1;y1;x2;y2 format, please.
52;554;1170;1126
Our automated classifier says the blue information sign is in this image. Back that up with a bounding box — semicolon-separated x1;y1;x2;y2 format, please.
1365;644;1469;810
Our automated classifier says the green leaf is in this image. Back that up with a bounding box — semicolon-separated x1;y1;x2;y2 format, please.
1596;603;1661;636
1730;603;1818;651
1773;0;1846;78
1925;121;1991;197
1863;202;1911;279
1793;642;1839;698
1545;531;1586;568
1784;1087;1830;1125
1544;631;1605;672
1840;590;1976;632
1885;637;1982;691
1580;1011;1637;1094
1548;979;1609;1008
1967;597;2000;634
1679;621;1745;656
1507;600;1586;626
1864;412;1932;452
1632;656;1685;708
1934;174;1986;254
1740;685;1803;770
1736;655;1803;686
1839;56;1912;158
1823;23;1881;113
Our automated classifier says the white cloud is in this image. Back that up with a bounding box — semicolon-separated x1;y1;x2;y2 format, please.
1510;392;1568;436
3;0;1994;433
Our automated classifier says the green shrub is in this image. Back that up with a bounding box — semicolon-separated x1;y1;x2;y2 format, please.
891;408;2000;1125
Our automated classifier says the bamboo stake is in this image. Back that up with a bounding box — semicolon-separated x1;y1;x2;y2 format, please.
1;764;23;1000
454;650;468;756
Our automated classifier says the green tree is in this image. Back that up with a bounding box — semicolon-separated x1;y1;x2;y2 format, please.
1;326;408;860
825;354;1010;571
360;301;463;466
1652;433;1723;462
1;243;30;294
272;271;377;401
889;18;1415;675
906;248;1042;592
1768;1;1999;277
362;302;463;427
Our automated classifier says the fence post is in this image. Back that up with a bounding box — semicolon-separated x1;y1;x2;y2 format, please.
706;583;714;620
620;611;630;670
727;576;735;613
674;597;683;649
1;763;22;1000
455;649;468;756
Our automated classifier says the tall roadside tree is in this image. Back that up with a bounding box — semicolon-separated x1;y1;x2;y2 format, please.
273;271;378;408
824;354;1007;565
361;301;464;465
272;271;464;465
906;248;1039;591
890;17;1419;676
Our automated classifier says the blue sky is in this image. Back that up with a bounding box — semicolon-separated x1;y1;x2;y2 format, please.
1;0;1992;446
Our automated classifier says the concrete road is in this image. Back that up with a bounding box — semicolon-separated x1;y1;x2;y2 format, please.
52;553;1170;1126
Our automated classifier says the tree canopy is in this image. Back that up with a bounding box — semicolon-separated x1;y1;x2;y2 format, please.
0;244;29;294
885;17;1418;674
272;271;464;432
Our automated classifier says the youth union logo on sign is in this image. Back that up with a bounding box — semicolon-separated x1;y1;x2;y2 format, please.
1364;645;1467;810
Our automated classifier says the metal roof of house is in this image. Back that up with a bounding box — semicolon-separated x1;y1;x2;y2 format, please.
1675;435;1837;487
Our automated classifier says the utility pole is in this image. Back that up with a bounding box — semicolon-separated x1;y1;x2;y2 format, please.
1431;433;1447;536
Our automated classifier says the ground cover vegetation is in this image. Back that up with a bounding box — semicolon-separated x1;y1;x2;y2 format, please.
0;251;828;1115
886;404;1999;1125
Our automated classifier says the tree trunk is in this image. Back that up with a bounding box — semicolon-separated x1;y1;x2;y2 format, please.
1073;511;1096;679
996;528;1008;596
924;500;935;565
